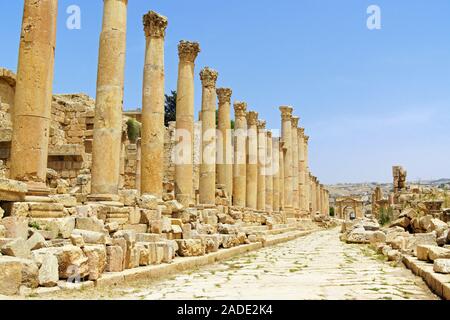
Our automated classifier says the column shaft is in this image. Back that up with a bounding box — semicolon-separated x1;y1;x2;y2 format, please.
175;41;200;206
91;0;128;196
232;102;247;207
280;107;293;213
245;111;258;209
257;120;266;211
291;117;299;211
265;131;273;212
141;11;168;197
272;137;280;212
216;88;233;198
10;0;58;193
199;67;218;205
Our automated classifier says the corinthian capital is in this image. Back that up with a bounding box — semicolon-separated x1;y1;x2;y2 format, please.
216;88;232;105
298;127;305;136
257;120;266;131
178;41;200;63
200;67;218;88
267;131;272;138
279;106;293;120
143;11;168;38
304;135;310;144
291;116;299;128
233;101;247;118
246;111;258;126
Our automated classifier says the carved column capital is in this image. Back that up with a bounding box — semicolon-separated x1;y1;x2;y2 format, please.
216;88;232;104
279;106;293;121
304;135;310;144
246;111;258;125
257;120;266;131
143;11;168;38
233;101;247;118
291;116;299;128
200;67;218;88
298;127;305;136
178;40;200;63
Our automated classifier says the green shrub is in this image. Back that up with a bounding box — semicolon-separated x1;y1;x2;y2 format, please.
126;118;141;143
329;207;335;217
378;207;394;226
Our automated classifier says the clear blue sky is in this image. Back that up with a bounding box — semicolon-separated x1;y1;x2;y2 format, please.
1;0;450;184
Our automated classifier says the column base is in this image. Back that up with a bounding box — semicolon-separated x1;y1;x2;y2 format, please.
26;182;50;197
176;194;194;208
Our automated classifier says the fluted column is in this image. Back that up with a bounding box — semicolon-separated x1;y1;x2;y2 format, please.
291;116;299;212
141;11;168;197
10;0;58;194
257;120;266;211
272;137;280;212
199;67;218;205
174;41;200;206
245;111;258;210
280;106;293;214
216;88;233;199
233;102;247;207
265;131;273;212
91;0;128;198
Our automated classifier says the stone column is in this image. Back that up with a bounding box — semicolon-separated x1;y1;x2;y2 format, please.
272;137;280;212
315;179;321;214
91;0;128;199
279;141;285;211
265;131;273;212
10;0;58;194
141;11;168;198
199;67;218;205
233;102;247;207
298;127;306;215
174;41;200;206
291;116;299;212
304;135;310;213
280;106;293;214
257;120;266;211
216;88;233;199
245;111;258;210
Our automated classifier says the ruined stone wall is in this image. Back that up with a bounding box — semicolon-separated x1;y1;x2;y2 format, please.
47;94;95;188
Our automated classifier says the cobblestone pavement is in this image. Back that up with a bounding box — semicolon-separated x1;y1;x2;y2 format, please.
49;228;438;300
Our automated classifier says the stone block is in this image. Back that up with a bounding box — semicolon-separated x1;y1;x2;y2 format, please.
1;238;31;259
434;259;450;274
135;233;161;243
128;207;141;225
26;231;46;251
1;216;28;240
106;245;123;272
428;246;450;262
138;194;158;210
176;239;205;257
72;229;108;245
76;217;106;233
38;253;59;287
0;256;22;295
118;189;139;206
83;245;106;281
31;246;89;280
139;209;161;224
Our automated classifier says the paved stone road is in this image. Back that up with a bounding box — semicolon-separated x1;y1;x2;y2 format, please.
51;228;438;300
